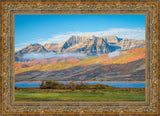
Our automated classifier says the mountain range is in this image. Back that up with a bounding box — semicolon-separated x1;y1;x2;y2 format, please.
15;35;145;61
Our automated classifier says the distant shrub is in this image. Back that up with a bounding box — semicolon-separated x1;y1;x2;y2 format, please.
40;81;61;89
40;81;111;90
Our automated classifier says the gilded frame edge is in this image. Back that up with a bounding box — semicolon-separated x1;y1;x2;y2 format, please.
0;1;159;115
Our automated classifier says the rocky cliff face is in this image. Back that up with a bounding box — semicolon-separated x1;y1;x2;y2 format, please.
60;35;112;55
15;44;48;61
43;43;58;51
15;35;145;61
117;38;145;50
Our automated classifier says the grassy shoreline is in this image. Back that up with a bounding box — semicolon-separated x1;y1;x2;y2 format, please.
15;87;145;101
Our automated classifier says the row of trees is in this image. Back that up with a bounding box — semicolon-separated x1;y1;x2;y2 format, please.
40;81;111;90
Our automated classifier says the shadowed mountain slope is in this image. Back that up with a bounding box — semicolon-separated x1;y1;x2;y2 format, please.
15;48;145;82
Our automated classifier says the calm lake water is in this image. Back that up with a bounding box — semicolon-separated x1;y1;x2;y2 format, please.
15;81;145;88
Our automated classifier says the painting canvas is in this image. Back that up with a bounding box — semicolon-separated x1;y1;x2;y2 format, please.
14;14;146;101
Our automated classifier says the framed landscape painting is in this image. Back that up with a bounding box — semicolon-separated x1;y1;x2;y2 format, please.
14;14;146;101
0;0;159;115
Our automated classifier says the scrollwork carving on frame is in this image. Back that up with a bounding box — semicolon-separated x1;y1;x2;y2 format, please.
1;2;159;114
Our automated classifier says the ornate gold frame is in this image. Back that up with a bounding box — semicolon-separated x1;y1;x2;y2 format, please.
0;0;159;115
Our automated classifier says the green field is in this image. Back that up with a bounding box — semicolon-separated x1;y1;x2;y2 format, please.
15;88;145;101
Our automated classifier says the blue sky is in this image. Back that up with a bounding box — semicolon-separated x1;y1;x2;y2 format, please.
15;14;145;51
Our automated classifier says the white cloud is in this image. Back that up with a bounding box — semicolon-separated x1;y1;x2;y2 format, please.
108;49;121;58
22;52;87;59
36;28;145;45
15;28;145;51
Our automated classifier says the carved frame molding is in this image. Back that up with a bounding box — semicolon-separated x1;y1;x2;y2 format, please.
1;1;159;114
